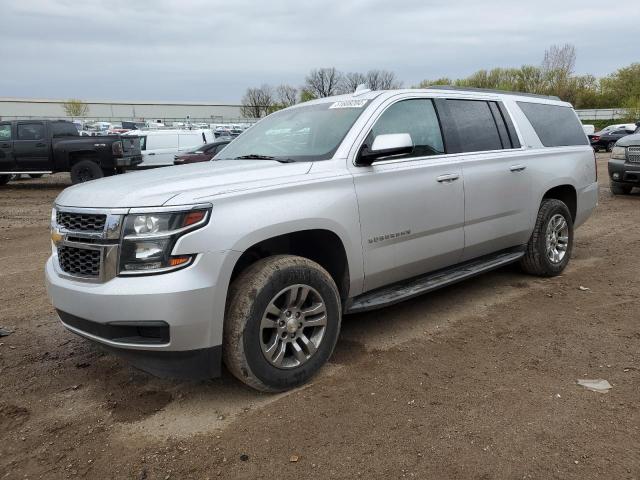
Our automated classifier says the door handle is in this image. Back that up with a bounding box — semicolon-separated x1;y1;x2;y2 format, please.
510;164;526;172
147;152;156;155
436;173;460;183
0;143;10;148
35;142;46;147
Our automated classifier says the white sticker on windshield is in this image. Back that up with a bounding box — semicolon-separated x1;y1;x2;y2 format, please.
329;100;368;109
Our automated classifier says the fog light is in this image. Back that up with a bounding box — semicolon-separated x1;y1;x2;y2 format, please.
612;172;620;180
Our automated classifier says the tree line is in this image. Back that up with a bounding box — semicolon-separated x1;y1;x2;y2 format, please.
241;44;640;120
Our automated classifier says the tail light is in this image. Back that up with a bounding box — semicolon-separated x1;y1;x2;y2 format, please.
591;136;600;142
112;141;124;157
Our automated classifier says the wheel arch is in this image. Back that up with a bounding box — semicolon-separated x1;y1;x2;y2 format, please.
541;183;577;222
229;228;352;304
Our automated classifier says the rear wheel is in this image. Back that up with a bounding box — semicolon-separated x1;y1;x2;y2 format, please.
610;182;633;195
606;141;616;152
0;175;11;186
520;199;573;277
223;255;341;392
70;159;104;184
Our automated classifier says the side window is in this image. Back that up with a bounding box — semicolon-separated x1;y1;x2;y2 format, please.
50;122;78;137
215;143;228;154
17;123;45;141
516;102;588;147
0;124;11;141
444;100;503;152
366;99;444;159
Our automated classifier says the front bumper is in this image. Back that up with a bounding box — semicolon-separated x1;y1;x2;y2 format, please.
608;159;640;184
45;250;239;379
116;155;143;167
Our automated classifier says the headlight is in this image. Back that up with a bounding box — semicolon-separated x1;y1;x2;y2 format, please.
119;206;210;275
611;146;627;160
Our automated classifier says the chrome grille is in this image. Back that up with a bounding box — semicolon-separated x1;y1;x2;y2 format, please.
56;211;106;232
57;246;101;277
628;147;640;163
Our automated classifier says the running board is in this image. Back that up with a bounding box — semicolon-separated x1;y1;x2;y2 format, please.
345;249;525;314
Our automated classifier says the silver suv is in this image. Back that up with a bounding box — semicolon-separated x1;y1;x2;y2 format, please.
46;87;598;391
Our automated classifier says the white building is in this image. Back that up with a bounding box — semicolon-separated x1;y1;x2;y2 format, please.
0;97;247;123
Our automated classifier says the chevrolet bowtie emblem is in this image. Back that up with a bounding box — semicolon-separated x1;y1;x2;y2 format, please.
51;230;63;245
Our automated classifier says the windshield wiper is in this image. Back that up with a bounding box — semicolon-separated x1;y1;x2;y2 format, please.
234;154;275;160
232;154;296;163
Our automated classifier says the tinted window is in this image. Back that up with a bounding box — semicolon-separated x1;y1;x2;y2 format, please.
50;122;78;137
445;100;503;152
0;124;11;140
17;123;44;140
517;102;588;147
367;99;444;158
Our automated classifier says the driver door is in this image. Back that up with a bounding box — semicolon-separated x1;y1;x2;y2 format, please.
351;98;465;291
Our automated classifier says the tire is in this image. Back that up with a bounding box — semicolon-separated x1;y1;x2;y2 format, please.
520;199;573;277
610;182;633;195
70;159;104;184
606;141;616;152
0;175;11;186
28;174;43;179
223;255;341;392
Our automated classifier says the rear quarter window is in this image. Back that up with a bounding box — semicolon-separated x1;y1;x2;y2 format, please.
517;102;588;147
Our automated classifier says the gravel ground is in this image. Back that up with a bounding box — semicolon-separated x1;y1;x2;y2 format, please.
1;154;639;479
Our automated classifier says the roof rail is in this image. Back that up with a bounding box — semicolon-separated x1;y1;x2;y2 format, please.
425;85;561;101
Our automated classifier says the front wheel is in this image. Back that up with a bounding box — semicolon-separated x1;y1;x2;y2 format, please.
70;159;104;184
223;255;341;392
520;199;573;277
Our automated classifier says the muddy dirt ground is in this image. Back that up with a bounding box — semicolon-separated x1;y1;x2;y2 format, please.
1;154;639;479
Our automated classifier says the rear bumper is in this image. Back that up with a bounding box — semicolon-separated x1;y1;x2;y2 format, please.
608;159;640;184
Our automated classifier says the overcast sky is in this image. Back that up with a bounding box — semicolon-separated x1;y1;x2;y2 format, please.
1;0;639;104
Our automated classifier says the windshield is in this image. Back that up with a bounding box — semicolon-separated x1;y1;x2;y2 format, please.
216;100;369;162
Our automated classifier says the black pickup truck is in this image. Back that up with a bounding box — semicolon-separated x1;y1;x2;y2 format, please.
0;120;142;185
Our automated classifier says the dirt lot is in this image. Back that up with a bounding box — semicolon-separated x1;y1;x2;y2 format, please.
1;154;639;479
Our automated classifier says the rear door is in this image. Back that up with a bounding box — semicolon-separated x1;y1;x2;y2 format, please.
13;121;50;171
142;134;178;166
178;132;207;152
0;123;15;172
436;98;530;260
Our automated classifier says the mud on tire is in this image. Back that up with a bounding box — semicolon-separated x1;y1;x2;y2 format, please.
520;199;574;277
223;255;341;392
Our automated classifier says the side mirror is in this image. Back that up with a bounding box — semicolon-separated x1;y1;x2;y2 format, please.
356;133;413;166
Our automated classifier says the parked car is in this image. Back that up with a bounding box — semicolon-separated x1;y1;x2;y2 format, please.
123;129;214;167
590;127;637;152
582;124;595;136
173;139;231;165
598;123;637;135
608;132;640;194
46;88;597;391
0;120;141;185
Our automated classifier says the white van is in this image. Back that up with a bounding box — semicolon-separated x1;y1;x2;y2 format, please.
124;129;214;167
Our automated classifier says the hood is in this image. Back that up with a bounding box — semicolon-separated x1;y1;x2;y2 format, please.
55;160;312;208
617;133;640;147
